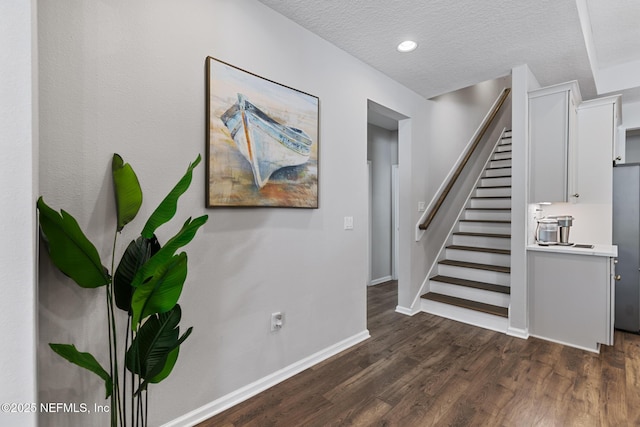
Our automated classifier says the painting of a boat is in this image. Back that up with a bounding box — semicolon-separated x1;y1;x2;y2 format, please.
221;93;312;189
206;56;319;208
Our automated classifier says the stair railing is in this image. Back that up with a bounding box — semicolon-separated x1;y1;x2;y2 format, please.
418;87;511;231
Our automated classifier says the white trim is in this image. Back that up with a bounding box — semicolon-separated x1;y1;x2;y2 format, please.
416;88;510;241
367;161;372;286
391;164;399;280
369;275;393;286
162;330;371;427
506;327;529;340
529;333;600;354
395;305;420;316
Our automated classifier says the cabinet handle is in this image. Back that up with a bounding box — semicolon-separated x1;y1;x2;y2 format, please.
572;193;580;198
615;274;622;281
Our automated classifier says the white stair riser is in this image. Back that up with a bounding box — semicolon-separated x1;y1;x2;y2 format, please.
445;248;511;267
484;167;512;177
480;176;511;187
493;151;512;160
475;187;511;198
469;198;511;209
452;234;511;250
438;264;511;286
421;298;509;333
429;281;510;307
459;221;511;234
489;159;512;168
496;144;512;153
464;210;511;221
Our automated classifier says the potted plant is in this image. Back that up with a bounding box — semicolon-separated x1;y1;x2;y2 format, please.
37;154;208;427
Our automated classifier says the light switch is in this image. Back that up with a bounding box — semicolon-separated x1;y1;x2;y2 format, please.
418;201;426;212
344;216;354;230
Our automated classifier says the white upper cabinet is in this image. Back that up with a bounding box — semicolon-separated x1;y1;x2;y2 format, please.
528;81;581;203
575;95;621;204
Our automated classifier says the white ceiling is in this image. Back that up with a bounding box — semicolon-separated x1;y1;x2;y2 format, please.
257;0;640;103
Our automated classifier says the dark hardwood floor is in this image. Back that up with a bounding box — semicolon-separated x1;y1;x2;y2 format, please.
198;281;640;426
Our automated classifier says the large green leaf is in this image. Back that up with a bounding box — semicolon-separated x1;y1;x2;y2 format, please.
130;215;208;293
149;346;180;384
126;305;192;393
112;154;143;232
141;155;201;239
130;253;188;326
50;343;113;399
37;197;110;288
113;236;160;312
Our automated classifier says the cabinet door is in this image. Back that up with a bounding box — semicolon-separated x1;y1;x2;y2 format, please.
575;103;614;204
529;91;569;203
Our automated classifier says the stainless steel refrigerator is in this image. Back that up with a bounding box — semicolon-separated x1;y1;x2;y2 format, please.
613;164;640;333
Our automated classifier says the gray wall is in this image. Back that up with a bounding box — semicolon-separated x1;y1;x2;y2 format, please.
36;0;434;425
626;131;640;163
367;124;398;283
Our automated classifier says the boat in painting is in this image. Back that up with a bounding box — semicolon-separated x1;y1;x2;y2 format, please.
220;93;313;189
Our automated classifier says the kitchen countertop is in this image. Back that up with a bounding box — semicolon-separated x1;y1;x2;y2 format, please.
527;243;617;257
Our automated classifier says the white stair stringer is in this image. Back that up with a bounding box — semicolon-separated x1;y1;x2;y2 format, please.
422;129;512;332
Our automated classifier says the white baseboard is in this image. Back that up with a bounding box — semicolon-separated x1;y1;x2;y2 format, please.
369;276;393;286
506;326;529;340
395;305;420;316
529;333;599;354
161;330;370;427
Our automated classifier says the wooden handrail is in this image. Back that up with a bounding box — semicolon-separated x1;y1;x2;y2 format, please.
419;88;511;231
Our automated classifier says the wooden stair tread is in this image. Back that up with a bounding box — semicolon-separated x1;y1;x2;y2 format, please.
439;259;510;274
471;196;511;199
430;275;511;294
459;219;511;223
466;207;511;211
477;185;511;189
482;174;511;179
485;166;512;170
422;293;509;317
446;245;510;255
453;232;511;238
492;157;512;161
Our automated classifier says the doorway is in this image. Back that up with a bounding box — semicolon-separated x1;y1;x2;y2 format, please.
367;101;401;286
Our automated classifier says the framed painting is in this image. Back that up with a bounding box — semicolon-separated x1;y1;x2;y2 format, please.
206;57;319;208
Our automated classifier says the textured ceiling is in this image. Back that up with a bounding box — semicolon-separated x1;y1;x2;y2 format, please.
256;0;640;102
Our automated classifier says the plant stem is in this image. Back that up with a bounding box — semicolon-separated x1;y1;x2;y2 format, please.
105;283;116;427
110;230;123;426
124;315;131;427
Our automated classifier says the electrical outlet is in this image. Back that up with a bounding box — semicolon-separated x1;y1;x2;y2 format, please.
271;312;284;331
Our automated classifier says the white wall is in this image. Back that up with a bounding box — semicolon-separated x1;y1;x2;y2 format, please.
37;1;433;425
367;124;398;283
509;64;540;336
0;1;38;427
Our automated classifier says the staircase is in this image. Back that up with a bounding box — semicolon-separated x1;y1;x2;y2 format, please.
421;129;512;332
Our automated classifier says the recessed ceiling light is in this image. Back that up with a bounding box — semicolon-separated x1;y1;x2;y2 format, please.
397;40;418;53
